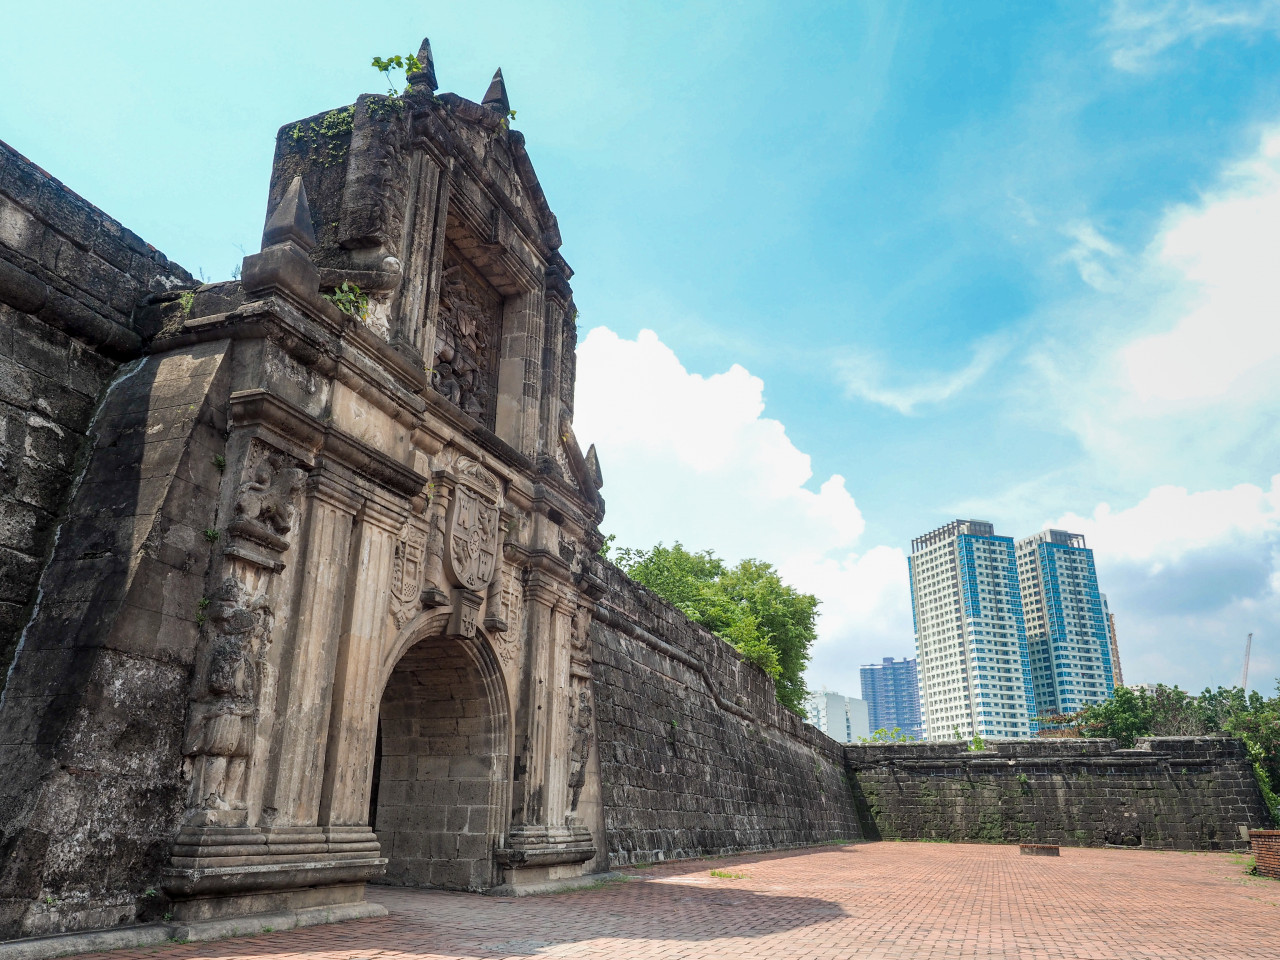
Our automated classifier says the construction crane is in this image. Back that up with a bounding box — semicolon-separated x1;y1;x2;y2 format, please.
1241;632;1252;691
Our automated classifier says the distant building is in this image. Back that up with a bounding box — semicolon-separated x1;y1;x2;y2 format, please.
860;657;923;739
1129;683;1159;697
1015;530;1115;717
803;688;871;742
1101;593;1123;687
909;520;1037;741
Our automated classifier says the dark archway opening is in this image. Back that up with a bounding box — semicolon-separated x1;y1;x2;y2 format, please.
369;634;508;891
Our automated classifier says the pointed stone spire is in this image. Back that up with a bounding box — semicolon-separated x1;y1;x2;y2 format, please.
261;176;316;252
406;36;437;92
482;68;510;114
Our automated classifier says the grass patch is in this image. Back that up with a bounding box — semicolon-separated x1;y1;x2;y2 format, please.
710;869;748;880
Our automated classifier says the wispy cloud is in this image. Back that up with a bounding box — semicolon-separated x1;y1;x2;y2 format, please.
834;337;1011;415
1104;0;1280;72
1062;220;1124;291
1027;123;1280;488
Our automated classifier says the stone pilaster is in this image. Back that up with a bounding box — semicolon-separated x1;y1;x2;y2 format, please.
262;476;360;827
319;499;406;827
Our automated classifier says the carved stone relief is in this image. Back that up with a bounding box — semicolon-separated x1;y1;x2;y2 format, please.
181;577;275;826
431;245;502;429
566;601;595;817
225;442;308;573
444;458;502;592
494;571;524;667
390;519;429;628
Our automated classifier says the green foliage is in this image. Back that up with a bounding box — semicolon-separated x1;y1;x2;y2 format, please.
709;869;747;879
860;727;916;743
318;106;354;139
202;528;220;543
213;454;226;472
969;735;986;751
614;542;817;713
1056;681;1280;823
598;533;616;559
322;281;369;319
371;53;423;95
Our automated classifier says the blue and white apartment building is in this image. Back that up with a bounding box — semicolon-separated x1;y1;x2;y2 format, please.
909;520;1038;740
909;520;1122;740
1015;529;1117;716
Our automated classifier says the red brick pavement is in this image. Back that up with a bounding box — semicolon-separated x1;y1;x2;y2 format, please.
69;842;1279;959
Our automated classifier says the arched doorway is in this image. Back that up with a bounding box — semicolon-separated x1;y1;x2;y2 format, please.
370;631;510;891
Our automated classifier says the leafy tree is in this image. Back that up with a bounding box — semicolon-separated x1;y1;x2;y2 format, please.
1057;681;1280;823
614;542;817;714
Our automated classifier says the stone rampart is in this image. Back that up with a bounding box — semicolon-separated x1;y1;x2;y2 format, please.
590;564;862;866
0;140;192;691
845;737;1272;850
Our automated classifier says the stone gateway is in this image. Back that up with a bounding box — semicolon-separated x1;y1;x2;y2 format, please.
0;37;1272;947
0;39;864;940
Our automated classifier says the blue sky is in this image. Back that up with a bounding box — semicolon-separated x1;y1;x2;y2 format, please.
5;0;1279;697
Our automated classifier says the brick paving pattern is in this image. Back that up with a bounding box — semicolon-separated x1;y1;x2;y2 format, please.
73;842;1278;959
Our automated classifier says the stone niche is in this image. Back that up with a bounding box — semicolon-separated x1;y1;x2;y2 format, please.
431;245;503;430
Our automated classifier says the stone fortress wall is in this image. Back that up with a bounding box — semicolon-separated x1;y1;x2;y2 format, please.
591;564;863;865
846;737;1271;850
0;141;193;690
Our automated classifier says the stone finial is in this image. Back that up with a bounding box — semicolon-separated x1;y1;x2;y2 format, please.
406;37;437;92
482;68;510;114
261;176;317;253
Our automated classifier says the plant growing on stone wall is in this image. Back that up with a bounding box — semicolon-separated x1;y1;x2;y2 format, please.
613;542;817;714
1059;681;1280;824
322;281;369;320
860;727;915;742
371;53;422;95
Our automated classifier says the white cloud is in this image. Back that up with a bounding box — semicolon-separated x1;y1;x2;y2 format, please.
834;336;1009;415
1047;478;1280;692
1104;0;1280;73
573;327;913;697
1053;476;1280;569
1030;124;1280;490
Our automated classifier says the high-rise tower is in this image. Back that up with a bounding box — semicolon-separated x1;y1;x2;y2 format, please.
1015;530;1116;716
859;657;924;739
909;520;1036;740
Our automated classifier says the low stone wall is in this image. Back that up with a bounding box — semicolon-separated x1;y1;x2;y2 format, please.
1250;829;1280;879
846;737;1273;850
590;565;862;867
0;140;191;694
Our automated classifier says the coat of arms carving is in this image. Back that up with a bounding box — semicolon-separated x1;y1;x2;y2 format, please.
444;458;502;591
390;520;428;627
